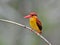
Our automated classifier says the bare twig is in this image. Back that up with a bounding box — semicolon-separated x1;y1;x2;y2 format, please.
0;19;51;45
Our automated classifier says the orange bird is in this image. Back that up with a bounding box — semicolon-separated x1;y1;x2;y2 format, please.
24;12;42;34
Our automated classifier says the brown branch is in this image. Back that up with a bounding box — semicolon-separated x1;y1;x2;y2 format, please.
0;19;51;45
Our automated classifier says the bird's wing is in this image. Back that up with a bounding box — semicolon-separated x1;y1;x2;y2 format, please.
36;18;42;30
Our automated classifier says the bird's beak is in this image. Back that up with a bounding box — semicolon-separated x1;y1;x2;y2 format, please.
24;15;31;18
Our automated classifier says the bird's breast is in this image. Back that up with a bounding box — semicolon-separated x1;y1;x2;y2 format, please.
29;18;40;32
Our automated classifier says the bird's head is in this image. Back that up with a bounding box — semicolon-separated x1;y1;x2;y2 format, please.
24;12;37;18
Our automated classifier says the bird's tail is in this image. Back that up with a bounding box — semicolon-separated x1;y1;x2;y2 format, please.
39;31;42;34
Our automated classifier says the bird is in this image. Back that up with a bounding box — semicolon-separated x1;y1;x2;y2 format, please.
24;12;42;34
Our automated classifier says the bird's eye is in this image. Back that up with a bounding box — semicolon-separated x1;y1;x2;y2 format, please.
31;14;37;16
31;15;34;16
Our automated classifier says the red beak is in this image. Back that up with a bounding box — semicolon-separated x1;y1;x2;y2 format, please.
24;15;31;18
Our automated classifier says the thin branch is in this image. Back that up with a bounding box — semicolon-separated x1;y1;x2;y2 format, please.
0;19;51;45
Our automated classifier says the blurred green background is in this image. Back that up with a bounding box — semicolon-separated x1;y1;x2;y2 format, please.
0;0;60;45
